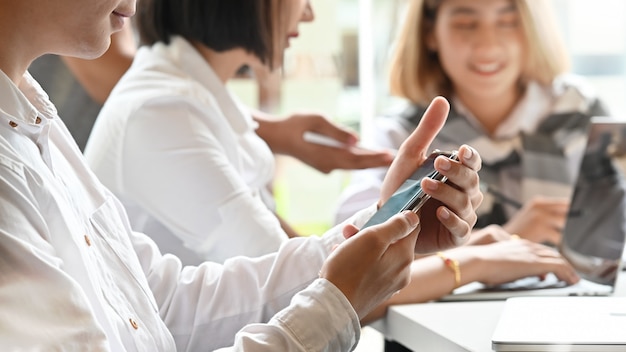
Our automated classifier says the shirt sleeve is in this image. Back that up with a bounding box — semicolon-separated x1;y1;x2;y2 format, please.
130;200;377;351
119;97;287;262
334;117;410;224
217;279;360;352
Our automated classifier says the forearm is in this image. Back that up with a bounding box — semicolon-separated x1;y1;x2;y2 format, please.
276;213;301;238
141;206;377;350
252;111;290;154
140;227;342;349
362;249;486;324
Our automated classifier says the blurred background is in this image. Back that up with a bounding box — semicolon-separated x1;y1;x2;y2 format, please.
228;0;626;237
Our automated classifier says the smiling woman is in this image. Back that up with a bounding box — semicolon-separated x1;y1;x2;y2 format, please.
336;0;611;246
336;1;625;350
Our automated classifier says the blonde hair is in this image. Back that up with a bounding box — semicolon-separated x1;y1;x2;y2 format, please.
388;0;570;105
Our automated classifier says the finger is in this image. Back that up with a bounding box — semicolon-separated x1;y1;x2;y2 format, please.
532;243;562;258
310;117;359;145
398;96;450;158
434;154;479;193
432;154;483;209
534;196;570;207
546;229;563;245
366;210;421;245
395;97;450;168
547;203;570;217
548;259;580;284
307;146;394;172
458;144;482;171
339;149;395;169
380;97;450;201
598;264;618;280
343;223;360;239
552;216;567;231
422;176;476;226
435;206;473;245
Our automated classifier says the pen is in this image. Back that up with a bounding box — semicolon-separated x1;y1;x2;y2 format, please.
481;183;522;209
303;131;352;148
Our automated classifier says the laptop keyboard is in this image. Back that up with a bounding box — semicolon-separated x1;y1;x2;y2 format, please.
484;273;568;291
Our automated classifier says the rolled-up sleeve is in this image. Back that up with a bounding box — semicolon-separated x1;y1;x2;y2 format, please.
219;279;359;352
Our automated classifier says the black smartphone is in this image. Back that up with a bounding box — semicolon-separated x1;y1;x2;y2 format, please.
361;150;459;229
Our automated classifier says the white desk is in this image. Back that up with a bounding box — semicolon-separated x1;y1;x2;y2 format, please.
370;271;626;351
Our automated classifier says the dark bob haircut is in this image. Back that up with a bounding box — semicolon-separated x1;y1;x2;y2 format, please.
137;0;282;69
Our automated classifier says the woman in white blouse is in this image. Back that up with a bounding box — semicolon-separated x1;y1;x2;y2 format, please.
85;0;380;264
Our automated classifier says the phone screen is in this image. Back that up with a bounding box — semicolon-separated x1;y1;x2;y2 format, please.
361;150;458;229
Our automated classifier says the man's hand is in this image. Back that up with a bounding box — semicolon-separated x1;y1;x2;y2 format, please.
319;211;420;320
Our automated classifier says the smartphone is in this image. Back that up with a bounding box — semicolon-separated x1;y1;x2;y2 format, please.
361;150;459;229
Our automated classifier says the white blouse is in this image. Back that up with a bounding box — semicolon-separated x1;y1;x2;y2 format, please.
0;69;371;351
85;36;286;264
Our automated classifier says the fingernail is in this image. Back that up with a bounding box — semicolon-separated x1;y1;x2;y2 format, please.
440;207;451;220
437;157;451;170
463;145;474;160
422;178;438;191
403;210;420;228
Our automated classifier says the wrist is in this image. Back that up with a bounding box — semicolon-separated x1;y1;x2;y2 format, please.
436;252;461;289
255;118;290;154
436;248;486;288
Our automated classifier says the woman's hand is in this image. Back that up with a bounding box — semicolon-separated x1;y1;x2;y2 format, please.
503;196;569;245
379;97;483;253
454;238;580;286
254;111;394;173
465;224;516;246
359;231;578;324
319;211;421;320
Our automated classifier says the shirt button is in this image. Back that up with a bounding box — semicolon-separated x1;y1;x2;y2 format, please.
84;235;92;246
129;318;139;330
9;121;18;128
35;116;42;124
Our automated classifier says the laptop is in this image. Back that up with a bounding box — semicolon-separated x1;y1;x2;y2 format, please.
492;296;626;351
440;117;626;301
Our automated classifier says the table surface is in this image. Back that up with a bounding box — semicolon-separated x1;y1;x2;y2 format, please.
370;271;626;351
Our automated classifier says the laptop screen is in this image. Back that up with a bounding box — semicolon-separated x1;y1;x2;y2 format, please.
440;118;626;301
560;117;626;286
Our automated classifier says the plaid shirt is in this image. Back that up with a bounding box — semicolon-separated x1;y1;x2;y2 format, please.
397;76;611;227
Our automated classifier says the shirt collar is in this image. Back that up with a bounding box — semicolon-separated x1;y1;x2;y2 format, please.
451;81;552;139
0;70;54;131
151;36;256;134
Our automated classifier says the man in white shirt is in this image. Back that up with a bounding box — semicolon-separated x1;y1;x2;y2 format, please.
0;0;483;350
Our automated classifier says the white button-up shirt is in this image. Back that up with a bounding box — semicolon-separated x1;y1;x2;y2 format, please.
85;36;284;265
0;69;373;351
